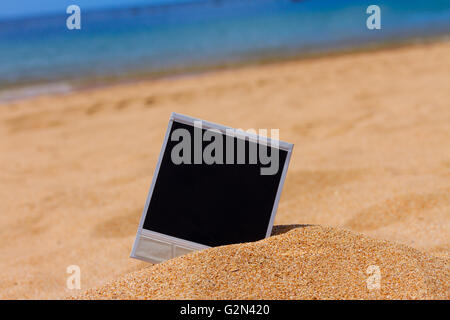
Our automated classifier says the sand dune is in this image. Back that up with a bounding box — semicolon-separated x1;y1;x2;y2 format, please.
78;225;449;300
0;41;449;299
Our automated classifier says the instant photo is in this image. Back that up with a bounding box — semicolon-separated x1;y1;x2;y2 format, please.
131;113;293;263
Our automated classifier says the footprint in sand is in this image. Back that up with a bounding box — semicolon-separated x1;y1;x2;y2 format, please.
283;169;365;200
91;209;141;238
85;102;103;115
345;193;450;231
115;99;131;110
5;113;63;133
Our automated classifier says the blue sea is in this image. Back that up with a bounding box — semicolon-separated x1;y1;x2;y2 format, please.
0;0;449;101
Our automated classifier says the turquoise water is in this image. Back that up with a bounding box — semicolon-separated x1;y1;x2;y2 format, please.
0;0;449;98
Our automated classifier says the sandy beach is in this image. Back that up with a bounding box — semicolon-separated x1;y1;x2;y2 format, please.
0;41;449;299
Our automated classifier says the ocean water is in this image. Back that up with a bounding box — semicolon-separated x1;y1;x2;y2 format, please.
0;0;449;100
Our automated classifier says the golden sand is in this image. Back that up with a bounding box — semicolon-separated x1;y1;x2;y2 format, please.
79;225;449;300
0;41;449;299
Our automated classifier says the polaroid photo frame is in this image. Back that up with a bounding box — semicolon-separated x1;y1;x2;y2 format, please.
131;112;293;263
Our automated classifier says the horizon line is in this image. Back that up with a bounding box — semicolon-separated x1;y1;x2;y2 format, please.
0;0;212;22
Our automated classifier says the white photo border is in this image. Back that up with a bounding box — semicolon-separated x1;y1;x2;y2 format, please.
130;112;294;263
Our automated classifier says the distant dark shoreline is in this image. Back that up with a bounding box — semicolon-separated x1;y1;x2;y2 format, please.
74;34;450;89
1;35;448;104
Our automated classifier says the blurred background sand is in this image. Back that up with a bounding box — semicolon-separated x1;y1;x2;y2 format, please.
0;41;449;299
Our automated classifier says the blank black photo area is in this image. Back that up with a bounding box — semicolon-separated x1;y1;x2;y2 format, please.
143;120;288;247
